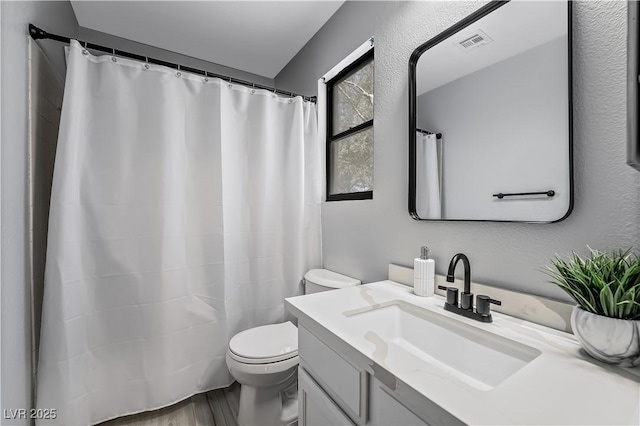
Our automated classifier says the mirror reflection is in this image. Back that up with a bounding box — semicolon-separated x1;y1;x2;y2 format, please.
410;1;572;222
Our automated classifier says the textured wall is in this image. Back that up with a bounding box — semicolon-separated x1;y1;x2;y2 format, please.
29;40;65;411
275;1;640;301
1;2;79;422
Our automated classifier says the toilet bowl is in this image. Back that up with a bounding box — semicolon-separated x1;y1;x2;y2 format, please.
227;322;299;426
226;269;360;426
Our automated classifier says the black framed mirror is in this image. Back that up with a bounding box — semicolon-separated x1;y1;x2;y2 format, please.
409;0;573;222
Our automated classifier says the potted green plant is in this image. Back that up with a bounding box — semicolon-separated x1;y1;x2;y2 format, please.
545;247;640;367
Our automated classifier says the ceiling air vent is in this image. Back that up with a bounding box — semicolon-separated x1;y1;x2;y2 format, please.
454;30;493;52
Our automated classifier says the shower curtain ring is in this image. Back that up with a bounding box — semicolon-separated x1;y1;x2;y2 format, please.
111;48;116;62
82;41;88;56
176;64;181;78
144;57;149;70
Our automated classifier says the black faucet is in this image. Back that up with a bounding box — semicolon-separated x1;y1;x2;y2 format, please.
438;253;502;323
447;253;473;309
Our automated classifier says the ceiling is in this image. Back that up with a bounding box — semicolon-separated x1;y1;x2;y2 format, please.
70;1;344;79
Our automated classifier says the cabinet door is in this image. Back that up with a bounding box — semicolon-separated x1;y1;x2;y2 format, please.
299;325;363;417
368;377;428;426
299;367;354;426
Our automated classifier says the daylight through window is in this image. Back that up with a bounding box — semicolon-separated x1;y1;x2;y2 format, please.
326;49;374;201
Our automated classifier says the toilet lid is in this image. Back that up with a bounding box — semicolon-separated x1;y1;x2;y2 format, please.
229;321;298;363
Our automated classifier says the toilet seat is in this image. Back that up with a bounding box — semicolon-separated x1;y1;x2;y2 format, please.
226;352;300;376
229;321;298;364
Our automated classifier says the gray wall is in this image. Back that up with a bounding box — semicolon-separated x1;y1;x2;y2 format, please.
29;40;65;413
1;2;79;422
417;36;569;221
275;1;640;301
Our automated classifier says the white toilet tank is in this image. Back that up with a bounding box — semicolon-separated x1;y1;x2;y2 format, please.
303;269;361;294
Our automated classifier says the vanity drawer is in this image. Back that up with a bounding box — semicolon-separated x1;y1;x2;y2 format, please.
298;325;363;419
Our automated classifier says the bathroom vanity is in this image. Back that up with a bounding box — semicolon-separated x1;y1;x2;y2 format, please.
286;281;640;425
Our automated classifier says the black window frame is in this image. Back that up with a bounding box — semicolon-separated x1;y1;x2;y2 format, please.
325;49;374;202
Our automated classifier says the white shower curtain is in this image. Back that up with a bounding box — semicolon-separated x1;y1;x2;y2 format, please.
416;132;442;219
37;41;321;425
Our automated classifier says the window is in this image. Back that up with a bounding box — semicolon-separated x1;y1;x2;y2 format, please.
325;48;374;201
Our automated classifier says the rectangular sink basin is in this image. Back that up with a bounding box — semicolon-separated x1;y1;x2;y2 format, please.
343;300;540;391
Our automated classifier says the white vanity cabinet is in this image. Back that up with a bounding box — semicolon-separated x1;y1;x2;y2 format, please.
297;324;458;426
368;378;430;426
288;281;640;426
298;367;354;426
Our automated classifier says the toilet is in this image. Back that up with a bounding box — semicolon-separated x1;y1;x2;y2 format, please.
226;269;361;426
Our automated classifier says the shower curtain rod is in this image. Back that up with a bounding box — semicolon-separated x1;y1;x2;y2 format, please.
417;128;442;139
28;24;317;103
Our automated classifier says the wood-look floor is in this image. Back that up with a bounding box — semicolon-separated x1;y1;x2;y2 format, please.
99;383;240;426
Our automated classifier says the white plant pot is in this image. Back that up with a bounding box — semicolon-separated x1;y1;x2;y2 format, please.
571;305;640;367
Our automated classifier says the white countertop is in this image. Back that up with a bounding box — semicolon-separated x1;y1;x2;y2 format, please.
285;280;640;426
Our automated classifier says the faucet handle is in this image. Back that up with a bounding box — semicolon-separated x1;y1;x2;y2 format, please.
476;295;502;316
438;285;458;306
